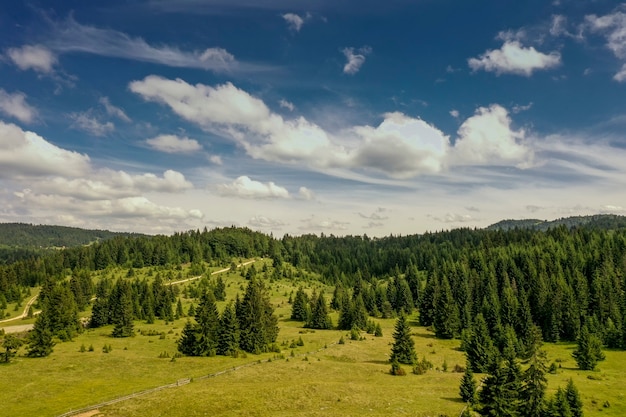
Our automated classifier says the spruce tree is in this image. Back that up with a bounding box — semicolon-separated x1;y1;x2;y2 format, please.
572;323;605;370
433;275;460;339
177;319;199;356
459;364;477;404
466;313;498;373
1;335;23;363
27;313;55;357
307;291;332;329
520;333;548;417
195;290;220;356
217;302;240;356
565;378;583;417
111;280;135;338
390;314;417;365
478;361;519;417
291;286;309;321
238;278;278;353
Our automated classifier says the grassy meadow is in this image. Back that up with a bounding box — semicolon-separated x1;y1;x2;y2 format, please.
1;259;625;416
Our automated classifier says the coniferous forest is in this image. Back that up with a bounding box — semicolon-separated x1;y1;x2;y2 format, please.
2;217;626;416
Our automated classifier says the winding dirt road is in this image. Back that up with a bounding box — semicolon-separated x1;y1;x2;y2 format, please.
0;259;258;334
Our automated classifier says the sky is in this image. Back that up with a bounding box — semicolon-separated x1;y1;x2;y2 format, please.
1;0;626;236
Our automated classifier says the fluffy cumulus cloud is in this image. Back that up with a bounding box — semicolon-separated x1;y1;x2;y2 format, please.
342;46;371;75
146;134;202;154
298;186;315;200
217;176;290;199
351;112;450;178
130;75;542;181
0;121;90;178
452;104;533;167
0;90;38;123
6;45;57;73
0;121;201;231
468;40;561;76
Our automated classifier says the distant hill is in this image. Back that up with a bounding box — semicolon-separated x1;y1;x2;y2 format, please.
487;214;626;231
0;223;142;248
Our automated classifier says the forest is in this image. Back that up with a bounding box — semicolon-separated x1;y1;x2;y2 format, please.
1;215;626;416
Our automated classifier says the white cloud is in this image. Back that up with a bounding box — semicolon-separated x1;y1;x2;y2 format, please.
279;99;295;111
351;112;450;178
431;212;476;223
468;40;561;76
449;109;460;118
614;64;626;82
512;102;533;113
40;169;192;200
342;46;371;75
586;10;626;59
0;121;90;178
146;134;202;153
248;215;287;229
300;216;349;231
359;207;389;221
69;111;115;136
217;176;290;199
47;17;238;72
99;97;131;122
6;45;57;73
298;186;315;200
0;89;38;123
208;155;223;165
282;13;305;32
452;104;533;167
129;76;547;180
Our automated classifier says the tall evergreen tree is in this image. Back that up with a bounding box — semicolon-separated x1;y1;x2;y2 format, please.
195;290;220;356
26;313;55;357
520;327;548;417
564;378;583;417
389;314;417;365
238;278;279;353
433;275;461;339
307;291;333;329
111;279;135;338
466;313;499;373
177;319;199;356
478;360;520;417
291;286;309;321
217;302;240;356
572;323;605;370
459;364;477;404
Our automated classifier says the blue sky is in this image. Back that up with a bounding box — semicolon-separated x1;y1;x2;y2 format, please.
1;0;626;235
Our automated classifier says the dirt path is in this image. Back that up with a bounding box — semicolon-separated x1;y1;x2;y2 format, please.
0;293;39;324
0;259;258;334
167;259;257;286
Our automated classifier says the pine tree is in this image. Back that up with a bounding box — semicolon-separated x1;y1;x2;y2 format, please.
238;278;279;353
478;361;519;417
307;291;332;329
195;290;220;356
466;313;499;373
1;335;23;363
291;286;309;321
433;275;460;339
459;364;477;404
520;331;548;417
572;323;605;370
175;298;184;319
177;320;199;356
390;314;417;365
565;378;583;417
217;302;240;356
111;280;135;338
26;313;55;357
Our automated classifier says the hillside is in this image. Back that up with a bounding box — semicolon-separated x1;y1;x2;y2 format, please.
487;214;626;231
0;223;142;248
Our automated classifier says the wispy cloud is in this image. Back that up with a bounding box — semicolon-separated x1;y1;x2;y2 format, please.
0;90;38;123
69;111;115;136
43;16;271;73
342;46;371;75
99;97;131;122
146;134;202;154
468;40;561;76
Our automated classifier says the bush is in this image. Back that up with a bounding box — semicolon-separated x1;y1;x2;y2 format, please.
413;357;433;375
390;359;407;376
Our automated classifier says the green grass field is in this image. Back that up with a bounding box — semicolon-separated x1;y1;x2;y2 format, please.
2;260;626;417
